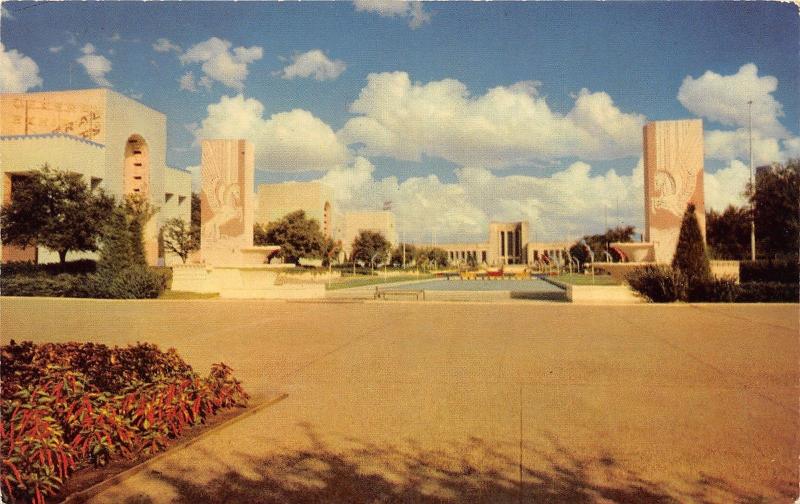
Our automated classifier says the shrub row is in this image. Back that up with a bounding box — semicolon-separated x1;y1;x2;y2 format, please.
1;260;98;276
740;259;798;284
626;265;798;303
1;341;249;503
1;267;166;299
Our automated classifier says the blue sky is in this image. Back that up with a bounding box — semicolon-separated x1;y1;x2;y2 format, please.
2;1;798;241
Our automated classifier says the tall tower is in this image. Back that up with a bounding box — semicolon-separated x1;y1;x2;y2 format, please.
200;139;255;265
642;119;705;263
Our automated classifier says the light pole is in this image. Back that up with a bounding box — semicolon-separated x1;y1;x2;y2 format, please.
748;100;756;261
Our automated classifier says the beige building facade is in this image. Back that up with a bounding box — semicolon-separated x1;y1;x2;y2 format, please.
256;181;334;237
342;211;398;258
438;222;570;267
0;89;191;265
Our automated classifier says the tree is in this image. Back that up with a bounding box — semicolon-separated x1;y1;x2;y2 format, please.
0;165;114;265
122;194;157;266
414;246;449;270
705;205;751;259
98;197;156;273
351;230;391;266
750;160;799;259
321;237;342;267
257;210;325;265
162;218;199;264
569;225;636;265
190;192;201;244
391;243;416;267
672;203;710;284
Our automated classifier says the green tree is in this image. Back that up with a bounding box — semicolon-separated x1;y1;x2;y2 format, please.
0;165;114;265
257;210;325;265
672;203;710;284
414;246;449;270
391;243;416;267
351;230;391;266
98;197;156;273
751;160;799;259
569;225;636;265
321;237;342;267
122;194;157;265
162;218;199;264
190;192;201;244
705;205;751;259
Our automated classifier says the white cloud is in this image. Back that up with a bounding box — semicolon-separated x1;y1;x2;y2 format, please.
194;94;350;171
317;158;645;243
179;71;197;92
339;72;645;168
353;0;431;29
180;37;262;91
1;5;14;20
109;33;122;42
704;128;784;166
278;49;346;81
0;43;43;92
781;137;800;159
704;160;750;211
76;43;112;87
49;46;63;53
152;38;182;53
678;64;789;138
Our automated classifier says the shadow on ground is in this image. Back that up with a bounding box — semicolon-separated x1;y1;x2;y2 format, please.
123;424;776;504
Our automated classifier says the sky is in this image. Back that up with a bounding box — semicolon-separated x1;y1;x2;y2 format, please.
1;1;798;242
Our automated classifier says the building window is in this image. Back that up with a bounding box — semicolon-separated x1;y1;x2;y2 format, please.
481;251;487;263
165;193;174;203
500;231;505;256
178;195;186;205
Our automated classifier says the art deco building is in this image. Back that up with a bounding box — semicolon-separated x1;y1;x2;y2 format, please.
0;89;192;265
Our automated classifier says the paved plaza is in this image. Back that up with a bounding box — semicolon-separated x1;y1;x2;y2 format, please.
1;298;797;503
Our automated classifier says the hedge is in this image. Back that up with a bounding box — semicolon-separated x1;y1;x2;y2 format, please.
740;259;798;284
1;341;249;503
625;265;687;303
1;267;166;299
736;282;799;303
627;265;798;303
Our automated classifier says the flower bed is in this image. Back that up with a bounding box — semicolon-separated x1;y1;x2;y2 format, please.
1;341;249;503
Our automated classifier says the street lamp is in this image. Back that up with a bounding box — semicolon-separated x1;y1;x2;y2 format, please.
748;100;756;261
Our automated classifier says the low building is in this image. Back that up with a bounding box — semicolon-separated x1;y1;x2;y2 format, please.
436;222;571;267
255;181;334;237
0;88;191;265
342;211;398;258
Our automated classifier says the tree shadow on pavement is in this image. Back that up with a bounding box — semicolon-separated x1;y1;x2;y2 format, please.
123;423;777;504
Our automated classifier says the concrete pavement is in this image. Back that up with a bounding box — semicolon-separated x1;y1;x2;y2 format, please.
1;298;797;502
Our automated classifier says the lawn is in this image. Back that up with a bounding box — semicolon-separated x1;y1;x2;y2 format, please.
550;273;621;286
325;274;434;290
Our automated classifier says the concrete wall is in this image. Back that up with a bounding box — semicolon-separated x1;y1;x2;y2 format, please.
255;181;334;237
342;211;398;257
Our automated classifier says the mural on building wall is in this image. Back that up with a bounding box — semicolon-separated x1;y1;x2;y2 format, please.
6;98;103;141
644;119;705;263
200;140;248;248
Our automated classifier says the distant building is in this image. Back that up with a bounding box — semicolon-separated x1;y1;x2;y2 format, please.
342;211;398;258
256;181;334;237
437;221;571;267
0;89;191;265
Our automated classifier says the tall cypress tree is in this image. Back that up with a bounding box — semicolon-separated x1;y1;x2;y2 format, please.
672;203;711;284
